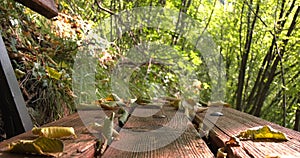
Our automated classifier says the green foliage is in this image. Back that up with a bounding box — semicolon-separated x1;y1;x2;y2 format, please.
1;0;299;130
0;0;79;125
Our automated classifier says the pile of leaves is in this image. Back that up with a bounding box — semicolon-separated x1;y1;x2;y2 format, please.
0;0;91;126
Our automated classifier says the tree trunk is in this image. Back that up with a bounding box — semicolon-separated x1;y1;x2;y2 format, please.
236;0;258;111
253;5;299;117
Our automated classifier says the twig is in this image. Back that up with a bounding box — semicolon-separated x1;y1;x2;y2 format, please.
243;0;275;37
95;0;116;15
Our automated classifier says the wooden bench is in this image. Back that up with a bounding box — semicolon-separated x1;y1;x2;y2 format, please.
0;105;214;158
195;107;300;158
102;105;214;158
0;105;300;157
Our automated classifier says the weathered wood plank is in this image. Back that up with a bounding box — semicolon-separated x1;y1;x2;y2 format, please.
14;0;58;19
0;36;33;138
103;105;214;158
0;113;97;158
196;107;300;158
0;107;126;158
2;105;299;158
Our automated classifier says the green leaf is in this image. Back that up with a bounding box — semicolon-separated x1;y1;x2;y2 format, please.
103;112;115;144
46;66;62;80
118;108;129;127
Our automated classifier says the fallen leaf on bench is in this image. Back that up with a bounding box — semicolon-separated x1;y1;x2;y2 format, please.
236;125;288;141
99;102;118;110
88;122;119;139
194;106;208;113
32;126;77;138
225;136;240;146
94;133;108;157
103;112;118;144
161;96;181;109
105;93;124;102
265;154;298;158
181;99;196;120
207;101;231;107
8;137;63;157
118;108;129;127
216;147;227;158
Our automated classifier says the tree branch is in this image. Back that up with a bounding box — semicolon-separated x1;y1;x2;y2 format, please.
95;0;116;15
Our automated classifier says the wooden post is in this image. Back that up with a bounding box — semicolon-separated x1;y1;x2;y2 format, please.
14;0;58;19
0;36;33;138
294;108;300;131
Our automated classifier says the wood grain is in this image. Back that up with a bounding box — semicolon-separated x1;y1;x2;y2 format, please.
103;105;214;158
0;113;97;158
196;107;300;158
1;105;299;158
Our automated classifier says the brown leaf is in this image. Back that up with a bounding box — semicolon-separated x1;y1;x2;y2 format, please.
216;147;227;158
194;106;208;113
225;136;240;146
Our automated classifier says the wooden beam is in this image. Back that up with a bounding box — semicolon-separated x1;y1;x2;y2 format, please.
14;0;58;19
0;35;33;138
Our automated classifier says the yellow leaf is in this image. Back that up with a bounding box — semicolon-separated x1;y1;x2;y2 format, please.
8;137;63;156
33;137;64;153
32;126;77;138
207;101;231;107
105;93;121;101
14;69;26;79
9;140;43;155
46;66;62;80
237;125;288;141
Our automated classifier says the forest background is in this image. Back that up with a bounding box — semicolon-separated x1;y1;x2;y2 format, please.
0;0;299;131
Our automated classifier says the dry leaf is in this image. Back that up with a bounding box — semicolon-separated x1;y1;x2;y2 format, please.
88;122;119;139
99;102;118;110
118;108;129;127
236;125;288;141
225;136;240;146
194;106;208;113
32;126;77;138
94;134;108;157
208;101;231;107
182;99;196;119
103;112;115;144
105;93;121;101
265;154;300;158
217;147;227;158
8;137;63;156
